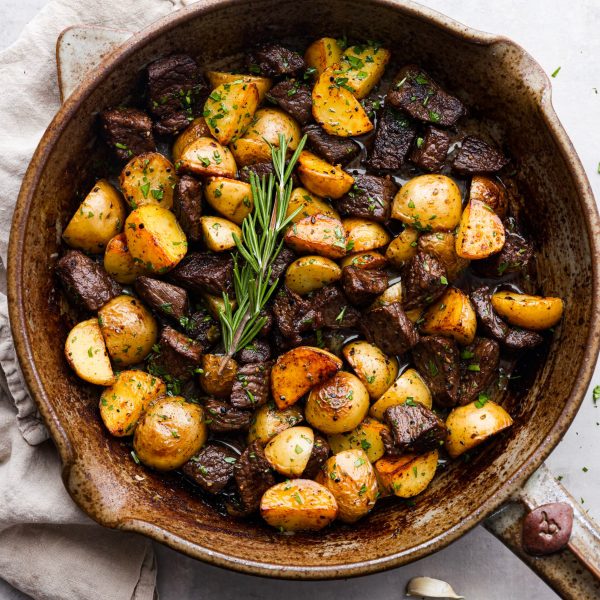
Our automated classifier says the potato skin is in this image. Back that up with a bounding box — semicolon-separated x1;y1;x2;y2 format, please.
285;255;342;295
199;355;238;398
104;233;146;284
455;198;505;259
284;214;348;259
421;287;477;346
247;403;304;445
172;117;211;163
385;228;419;269
304;37;344;76
204;177;253;225
264;426;314;477
343;218;391;253
178;137;237;178
418;232;469;280
370;368;432;420
133;396;207;471
470;175;508;219
296;151;355;199
328;417;389;463
340;251;387;270
375;450;439;498
370;281;402;309
206;71;272;102
286;187;340;223
491;291;564;331
200;216;242;252
119;152;177;209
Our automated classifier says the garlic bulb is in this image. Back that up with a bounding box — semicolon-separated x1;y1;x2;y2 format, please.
406;576;464;599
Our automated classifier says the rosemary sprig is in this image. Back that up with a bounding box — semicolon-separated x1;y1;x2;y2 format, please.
218;133;307;360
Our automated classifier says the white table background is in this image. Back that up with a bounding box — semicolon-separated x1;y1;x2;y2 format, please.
1;1;599;598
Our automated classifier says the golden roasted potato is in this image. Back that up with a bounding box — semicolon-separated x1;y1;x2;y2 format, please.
491;291;564;330
98;295;158;366
343;218;391;253
99;370;166;437
178;137;237;178
260;479;338;531
338;44;391;99
284;214;348;259
104;233;146;284
406;307;425;324
228;137;270;167
133;397;207;471
445;400;513;458
264;426;314;477
285;255;342;295
199;355;238;398
206;70;272;102
125;205;188;273
204;177;253;225
343;340;399;400
370;368;432;420
305;371;370;434
328;417;389;463
420;287;477;346
375;450;439;498
385;228;419;268
286;187;340;223
317;449;378;522
200;216;242;252
455;198;505;259
418;232;470;280
370;282;402;309
271;346;342;409
202;293;236;321
340;251;387;270
63;179;126;254
470;175;508;219
247;403;304;445
296;151;355;199
64;318;114;385
172;117;211;163
304;37;344;76
119;152;177;209
392;174;462;232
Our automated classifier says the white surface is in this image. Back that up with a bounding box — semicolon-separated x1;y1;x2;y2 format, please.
0;0;599;598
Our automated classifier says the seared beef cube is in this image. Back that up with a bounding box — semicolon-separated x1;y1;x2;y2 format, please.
182;443;238;494
402;251;448;310
384;403;447;453
302;124;359;165
258;308;274;337
184;310;221;347
247;44;306;77
451;136;509;175
204;398;253;433
269;247;296;284
135;276;189;321
267;79;313;125
336;174;396;223
56;250;121;312
409;126;451;172
231;441;275;515
504;328;543;351
361;302;419;356
173;175;202;243
412;335;460;407
342;267;389;306
238;339;272;363
458;337;500;405
387;65;466;126
168;252;233;295
230;361;272;409
148;326;202;382
100;108;155;161
238;162;275;183
474;224;534;277
303;435;330;479
309;285;360;330
361;95;384;120
367;108;417;171
272;287;315;345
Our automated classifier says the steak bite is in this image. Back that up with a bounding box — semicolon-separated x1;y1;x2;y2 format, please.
56;250;121;312
182;443;238;494
267;79;313;125
204;398;253;433
409;126;451;172
458;337;500;405
230;361;273;409
384;403;448;453
99;108;155;161
503;328;544;351
336;174;397;223
366;108;417;171
451;136;509;175
302;434;330;479
309;284;360;330
402;251;448;310
341;266;389;306
302;124;360;165
134;276;189;321
168;252;233;295
386;65;466;127
268;247;296;285
184;310;221;347
238;162;276;183
148;326;203;382
361;302;419;356
246;43;306;77
272;287;315;346
173;175;202;243
238;339;272;364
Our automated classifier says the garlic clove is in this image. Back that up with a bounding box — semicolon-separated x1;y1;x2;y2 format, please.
406;576;464;599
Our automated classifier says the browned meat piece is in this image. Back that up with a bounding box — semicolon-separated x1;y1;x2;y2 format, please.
99;108;155;161
341;267;389;306
409;126;451;172
360;95;384;120
310;285;360;330
146;54;205;136
402;251;448;310
503;328;544;351
231;441;275;515
230;361;272;409
238;339;272;364
267;79;313;125
361;302;419;356
386;65;466;126
168;252;233;295
412;335;460;407
247;44;306;77
384;403;448;453
366;108;417;171
272;287;315;345
134;276;189;321
258;309;274;338
458;337;500;405
147;326;202;382
183;310;221;347
204;398;253;433
451;136;509;175
336;174;397;223
173;175;202;243
303;435;330;479
56;250;121;312
182;443;238;494
269;247;296;285
238;162;275;183
302;124;360;165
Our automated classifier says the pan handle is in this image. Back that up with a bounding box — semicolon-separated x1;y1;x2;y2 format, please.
484;463;600;599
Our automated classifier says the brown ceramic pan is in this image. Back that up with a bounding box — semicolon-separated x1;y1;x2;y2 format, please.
7;0;600;596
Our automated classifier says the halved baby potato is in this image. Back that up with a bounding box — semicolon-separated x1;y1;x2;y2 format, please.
284;214;348;259
228;137;270;167
370;281;403;309
119;152;177;209
338;44;391;99
247;403;304;445
296;151;355;199
178;137;237;178
204;177;253;225
304;37;344;77
206;70;272;102
328;417;389;463
469;175;508;219
199;354;238;398
286;187;340;223
370;368;432;420
285;255;342;295
340;251;387;270
491;291;564;331
264;426;314;477
418;231;470;281
343;218;391;252
104;233;147;284
200;216;242;252
172;117;212;163
375;450;439;498
455;197;505;259
385;228;419;269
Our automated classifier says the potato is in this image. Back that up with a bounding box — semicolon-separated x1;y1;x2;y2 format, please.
343;340;399;400
343;218;391;253
204;177;253;225
445;400;513;458
328;417;389;463
133;396;207;471
491;291;564;330
305;371;370;434
418;232;469;280
199;355;238;398
248;403;304;445
385;228;419;268
119;152;177;209
98;295;158;366
284;214;348;259
470;175;508;219
206;71;272;102
370;282;402;309
104;233;146;284
63;179;126;253
271;346;342;409
375;450;439;498
340;251;387;270
339;44;391;99
228;137;270;167
455;198;505;259
304;37;344;76
125;205;188;273
202;293;236;321
392;175;462;232
178;137;237;178
370;368;432;421
264;426;314;477
406;307;425;324
285;256;342;295
312;67;374;137
296;151;355;199
200;216;242;252
203;80;260;145
420;287;477;346
286;187;340;223
317;449;378;523
260;479;338;531
64;318;114;385
172;117;211;163
99;370;166;437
